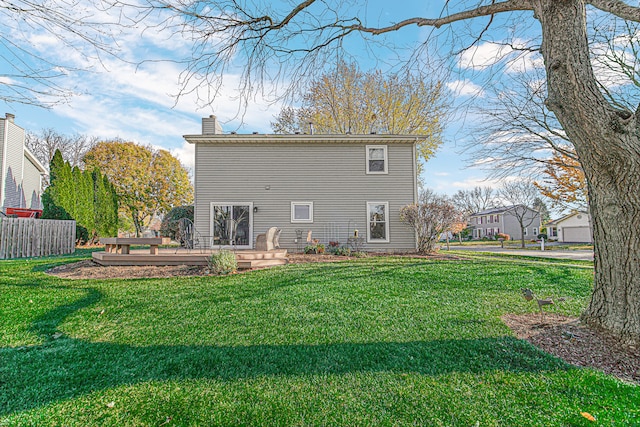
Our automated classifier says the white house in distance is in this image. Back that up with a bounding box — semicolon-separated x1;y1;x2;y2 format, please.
183;115;419;252
546;211;593;243
0;113;46;216
469;206;541;240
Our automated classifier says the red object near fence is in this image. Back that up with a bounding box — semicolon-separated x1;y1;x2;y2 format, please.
5;208;43;218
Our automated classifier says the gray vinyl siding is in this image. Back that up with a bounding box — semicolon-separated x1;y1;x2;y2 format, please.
2;121;26;208
194;142;417;251
23;156;42;209
502;214;524;239
504;210;539;240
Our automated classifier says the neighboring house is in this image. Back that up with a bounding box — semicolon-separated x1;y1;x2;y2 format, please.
546;211;593;243
184;115;418;252
0;113;46;215
469;206;541;240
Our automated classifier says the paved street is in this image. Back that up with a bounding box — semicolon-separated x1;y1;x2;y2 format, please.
443;244;594;261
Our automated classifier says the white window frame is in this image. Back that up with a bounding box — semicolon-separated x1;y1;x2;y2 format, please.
366;201;390;243
524;227;528;236
366;145;388;174
291;201;314;223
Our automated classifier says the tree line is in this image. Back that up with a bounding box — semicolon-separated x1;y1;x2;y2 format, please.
36;134;193;241
43;150;118;244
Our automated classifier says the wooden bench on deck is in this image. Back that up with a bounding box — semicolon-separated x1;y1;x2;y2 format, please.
100;237;170;255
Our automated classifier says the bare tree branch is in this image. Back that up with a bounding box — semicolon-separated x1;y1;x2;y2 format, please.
350;1;531;34
0;0;125;107
588;0;640;22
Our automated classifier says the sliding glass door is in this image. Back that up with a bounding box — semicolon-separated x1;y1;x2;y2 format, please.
210;202;253;249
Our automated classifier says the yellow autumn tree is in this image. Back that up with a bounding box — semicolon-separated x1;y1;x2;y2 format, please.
84;141;193;236
534;150;588;210
271;62;448;164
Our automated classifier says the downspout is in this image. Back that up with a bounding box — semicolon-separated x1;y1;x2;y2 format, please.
20;129;25;208
412;139;419;251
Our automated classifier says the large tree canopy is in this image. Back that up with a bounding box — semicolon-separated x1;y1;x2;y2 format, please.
83;141;193;237
124;0;640;345
271;62;448;163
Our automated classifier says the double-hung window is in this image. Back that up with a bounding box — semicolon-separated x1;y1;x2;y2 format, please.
291;202;313;223
367;201;389;242
366;145;388;174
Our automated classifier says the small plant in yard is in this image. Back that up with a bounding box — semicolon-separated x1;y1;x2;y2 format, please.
333;246;351;256
207;250;237;275
304;244;326;254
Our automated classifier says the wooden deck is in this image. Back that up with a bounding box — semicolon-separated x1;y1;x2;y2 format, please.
92;248;288;269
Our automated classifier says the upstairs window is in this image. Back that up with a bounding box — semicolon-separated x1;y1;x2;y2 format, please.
366;145;388;174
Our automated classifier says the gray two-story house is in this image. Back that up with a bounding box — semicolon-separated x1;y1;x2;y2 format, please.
184;116;418;252
470;206;541;240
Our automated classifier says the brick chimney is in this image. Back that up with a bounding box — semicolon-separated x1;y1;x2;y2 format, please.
202;115;223;134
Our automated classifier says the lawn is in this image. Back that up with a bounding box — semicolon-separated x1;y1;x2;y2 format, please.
1;253;637;426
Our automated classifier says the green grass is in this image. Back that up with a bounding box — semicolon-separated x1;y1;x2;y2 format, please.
0;253;637;426
446;240;594;251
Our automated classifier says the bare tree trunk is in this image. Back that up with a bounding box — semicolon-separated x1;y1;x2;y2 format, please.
535;0;640;344
520;227;526;249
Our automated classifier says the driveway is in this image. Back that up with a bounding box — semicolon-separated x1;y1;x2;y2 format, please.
444;244;594;261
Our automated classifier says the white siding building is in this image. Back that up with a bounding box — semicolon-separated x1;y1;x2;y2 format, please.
546;211;593;243
1;113;47;214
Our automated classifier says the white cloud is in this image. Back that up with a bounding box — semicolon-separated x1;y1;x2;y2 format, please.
171;141;195;172
504;51;545;74
591;45;636;89
27;33;60;49
426;174;503;195
446;79;485;97
458;42;513;70
450;176;503;190
457;40;544;75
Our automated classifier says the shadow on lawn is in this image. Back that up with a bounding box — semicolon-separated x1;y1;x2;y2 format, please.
0;284;570;417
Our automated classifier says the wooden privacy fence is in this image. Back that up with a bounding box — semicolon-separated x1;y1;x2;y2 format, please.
0;217;76;259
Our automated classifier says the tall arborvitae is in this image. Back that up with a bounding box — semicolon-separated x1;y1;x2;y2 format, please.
43;149;119;243
42;150;72;220
93;168;118;238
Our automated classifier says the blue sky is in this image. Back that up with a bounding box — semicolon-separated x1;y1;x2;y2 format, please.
0;0;546;195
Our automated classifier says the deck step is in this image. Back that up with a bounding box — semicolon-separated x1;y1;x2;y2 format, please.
92;252;210;266
237;258;288;269
92;249;288;269
236;249;287;261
